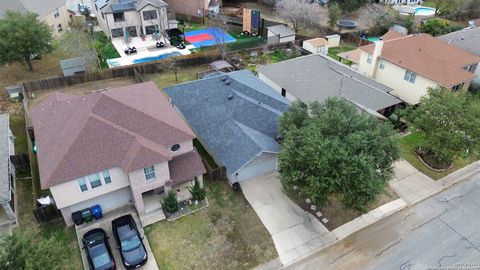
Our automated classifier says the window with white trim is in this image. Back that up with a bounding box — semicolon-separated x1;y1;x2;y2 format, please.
54;8;60;18
403;70;416;83
88;173;102;188
379;59;385;70
367;54;372;64
102;170;111;184
78;178;88;192
143;10;157;20
144;166;156;181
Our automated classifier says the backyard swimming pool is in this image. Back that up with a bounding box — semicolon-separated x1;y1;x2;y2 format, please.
414;7;435;16
133;52;182;64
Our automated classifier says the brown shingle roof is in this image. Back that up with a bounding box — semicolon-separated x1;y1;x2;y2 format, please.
359;33;480;87
304;38;328;47
169;149;206;186
381;29;405;41
33;81;196;189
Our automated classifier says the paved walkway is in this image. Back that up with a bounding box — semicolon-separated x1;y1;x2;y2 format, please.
389;160;442;205
241;173;335;265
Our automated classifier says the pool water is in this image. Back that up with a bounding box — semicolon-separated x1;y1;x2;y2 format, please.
414;7;435;16
133;52;182;64
367;37;380;42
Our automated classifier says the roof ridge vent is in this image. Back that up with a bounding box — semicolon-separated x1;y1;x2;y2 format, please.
227;94;234;100
225;79;231;85
221;76;227;81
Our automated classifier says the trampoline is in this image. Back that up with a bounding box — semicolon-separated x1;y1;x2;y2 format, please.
184;28;236;48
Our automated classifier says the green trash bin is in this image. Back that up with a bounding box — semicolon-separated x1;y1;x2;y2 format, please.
81;208;93;223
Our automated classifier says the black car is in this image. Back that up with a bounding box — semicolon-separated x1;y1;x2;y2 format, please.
112;215;148;269
82;228;116;270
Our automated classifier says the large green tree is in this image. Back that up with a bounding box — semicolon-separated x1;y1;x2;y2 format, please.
329;0;368;13
279;98;400;212
0;228;67;269
405;87;480;167
0;11;53;71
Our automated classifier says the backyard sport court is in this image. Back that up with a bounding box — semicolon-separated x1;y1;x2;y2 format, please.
185;27;237;47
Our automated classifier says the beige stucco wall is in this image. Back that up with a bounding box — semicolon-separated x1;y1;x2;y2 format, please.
129;161;170;213
303;43;328;55
41;4;70;37
96;4;168;38
358;51;438;105
50;167;131;209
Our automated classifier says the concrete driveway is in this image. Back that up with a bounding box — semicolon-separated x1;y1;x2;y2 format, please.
241;173;335;265
75;205;159;270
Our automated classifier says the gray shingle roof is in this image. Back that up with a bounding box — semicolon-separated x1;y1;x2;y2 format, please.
97;0;167;13
438;27;480;56
165;70;289;176
0;0;66;19
0;114;11;202
257;54;402;112
267;25;295;37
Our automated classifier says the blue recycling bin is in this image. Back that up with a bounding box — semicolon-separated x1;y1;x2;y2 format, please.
90;204;102;220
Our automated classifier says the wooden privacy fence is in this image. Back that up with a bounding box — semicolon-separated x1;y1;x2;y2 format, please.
202;160;227;181
340;32;373;47
22;50;222;93
33;204;62;223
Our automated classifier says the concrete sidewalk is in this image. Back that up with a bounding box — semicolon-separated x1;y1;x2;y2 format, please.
241;173;335;265
389;160;442;204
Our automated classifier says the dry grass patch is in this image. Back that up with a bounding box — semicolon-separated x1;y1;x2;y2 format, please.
144;178;277;270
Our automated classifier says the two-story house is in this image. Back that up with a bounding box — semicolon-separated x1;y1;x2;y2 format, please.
32;82;206;226
0;113;17;234
0;0;71;37
93;0;168;39
355;30;480;104
162;0;221;18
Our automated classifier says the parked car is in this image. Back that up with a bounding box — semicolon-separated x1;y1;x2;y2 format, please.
112;215;148;269
82;228;116;270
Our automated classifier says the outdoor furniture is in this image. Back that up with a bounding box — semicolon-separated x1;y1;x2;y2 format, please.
156;42;165;48
128;47;137;54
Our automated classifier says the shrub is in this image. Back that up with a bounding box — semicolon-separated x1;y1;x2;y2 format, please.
162;191;179;213
189;180;206;201
421;18;463;36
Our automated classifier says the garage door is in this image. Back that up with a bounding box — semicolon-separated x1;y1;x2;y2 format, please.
236;152;277;182
69;187;132;213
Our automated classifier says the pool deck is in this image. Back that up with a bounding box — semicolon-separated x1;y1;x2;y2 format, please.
109;35;193;67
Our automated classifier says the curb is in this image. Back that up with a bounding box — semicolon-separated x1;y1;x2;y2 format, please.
281;198;407;269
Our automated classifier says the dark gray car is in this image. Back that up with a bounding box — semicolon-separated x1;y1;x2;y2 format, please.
111;215;148;269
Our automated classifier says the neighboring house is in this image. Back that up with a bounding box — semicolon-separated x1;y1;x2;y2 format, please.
0;114;17;234
165;70;289;184
92;0;168;39
0;0;70;37
302;38;329;55
163;0;221;18
32;82;205;226
60;57;86;76
257;54;403;119
355;32;480;104
267;25;295;46
438;27;480;87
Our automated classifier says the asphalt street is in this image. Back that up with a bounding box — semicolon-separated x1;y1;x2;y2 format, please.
285;171;480;270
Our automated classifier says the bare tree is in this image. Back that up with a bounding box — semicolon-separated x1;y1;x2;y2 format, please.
207;12;230;60
430;0;462;16
276;0;322;33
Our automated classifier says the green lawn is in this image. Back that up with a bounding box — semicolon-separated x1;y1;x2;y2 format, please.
422;1;436;8
9;113;83;270
144;176;277;270
398;132;477;180
328;44;357;61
